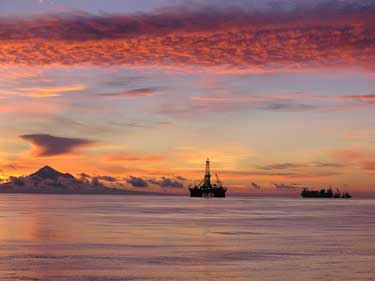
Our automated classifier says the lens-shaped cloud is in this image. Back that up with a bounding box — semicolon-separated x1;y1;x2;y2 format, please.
20;134;94;156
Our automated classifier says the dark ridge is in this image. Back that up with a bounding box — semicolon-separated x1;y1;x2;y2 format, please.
0;166;166;195
29;165;75;180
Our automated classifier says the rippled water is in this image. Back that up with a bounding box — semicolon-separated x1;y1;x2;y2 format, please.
0;195;374;281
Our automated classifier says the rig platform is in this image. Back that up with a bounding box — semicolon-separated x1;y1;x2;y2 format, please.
189;159;227;198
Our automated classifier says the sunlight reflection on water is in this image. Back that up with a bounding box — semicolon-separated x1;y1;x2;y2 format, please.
0;195;374;281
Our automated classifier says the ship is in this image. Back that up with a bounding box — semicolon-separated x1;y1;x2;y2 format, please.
189;158;227;198
301;187;352;199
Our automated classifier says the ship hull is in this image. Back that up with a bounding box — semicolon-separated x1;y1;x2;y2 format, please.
301;195;331;198
189;188;204;197
301;195;351;199
189;188;226;198
301;189;352;199
213;189;226;198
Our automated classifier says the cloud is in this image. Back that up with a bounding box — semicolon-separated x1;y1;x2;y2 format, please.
164;93;321;117
361;161;375;171
126;176;149;188
187;92;375;115
79;173;119;184
333;149;365;162
259;103;317;112
218;166;342;181
119;174;185;189
1;2;374;40
90;177;105;187
273;183;300;190
0;100;64;115
190;92;318;113
148;177;185;188
250;182;262;190
96;87;159;98
337;95;375;102
250;181;304;191
105;154;167;163
191;93;309;103
80;172;91;178
96;175;118;182
0;85;86;98
332;148;375;172
20;134;94;156
258;161;348;171
79;173;91;183
0;2;374;71
311;161;349;168
258;162;307;170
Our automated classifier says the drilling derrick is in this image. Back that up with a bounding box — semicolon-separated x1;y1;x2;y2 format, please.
203;158;212;189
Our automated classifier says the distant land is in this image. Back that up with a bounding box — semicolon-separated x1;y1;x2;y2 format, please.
0;166;157;195
1;166;369;198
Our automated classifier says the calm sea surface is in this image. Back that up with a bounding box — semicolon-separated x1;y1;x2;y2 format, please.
0;195;374;281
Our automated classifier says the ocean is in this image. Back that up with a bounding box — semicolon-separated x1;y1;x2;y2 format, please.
0;195;374;281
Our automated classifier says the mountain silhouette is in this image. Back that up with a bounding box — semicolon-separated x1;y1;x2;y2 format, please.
30;165;75;180
0;166;153;195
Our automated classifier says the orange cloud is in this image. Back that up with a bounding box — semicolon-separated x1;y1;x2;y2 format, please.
0;84;86;98
337;95;375;102
0;4;374;71
105;155;167;163
0;100;64;114
333;149;366;163
332;148;375;174
361;161;375;171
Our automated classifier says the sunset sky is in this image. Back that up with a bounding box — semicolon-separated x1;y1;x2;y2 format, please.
0;0;375;195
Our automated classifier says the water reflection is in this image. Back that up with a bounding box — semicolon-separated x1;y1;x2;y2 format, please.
0;195;374;280
0;195;83;242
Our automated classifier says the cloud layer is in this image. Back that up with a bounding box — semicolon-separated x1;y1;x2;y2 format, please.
126;175;185;188
0;1;374;71
96;87;158;98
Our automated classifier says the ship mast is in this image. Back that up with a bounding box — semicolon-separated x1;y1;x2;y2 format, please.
203;158;212;188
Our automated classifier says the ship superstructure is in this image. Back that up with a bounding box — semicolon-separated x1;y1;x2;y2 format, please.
189;159;227;198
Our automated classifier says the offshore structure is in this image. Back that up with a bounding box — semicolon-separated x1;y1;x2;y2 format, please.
189;159;227;198
301;187;352;199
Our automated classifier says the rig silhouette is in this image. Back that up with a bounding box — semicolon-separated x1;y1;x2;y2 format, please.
189;158;227;198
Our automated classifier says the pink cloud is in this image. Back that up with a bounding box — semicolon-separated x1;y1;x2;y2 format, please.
0;3;374;71
337;95;375;102
361;161;375;171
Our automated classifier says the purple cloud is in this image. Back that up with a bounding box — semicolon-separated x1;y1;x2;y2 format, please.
148;177;185;188
274;183;300;190
126;176;149;188
20;134;94;156
250;182;262;190
96;87;159;98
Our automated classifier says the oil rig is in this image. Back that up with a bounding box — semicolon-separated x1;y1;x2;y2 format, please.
189;158;227;198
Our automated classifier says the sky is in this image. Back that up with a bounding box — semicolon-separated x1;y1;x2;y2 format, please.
0;0;375;195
